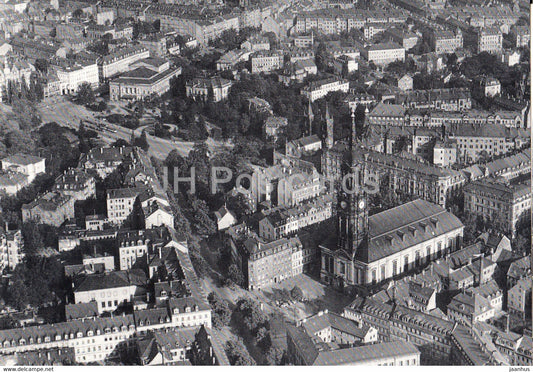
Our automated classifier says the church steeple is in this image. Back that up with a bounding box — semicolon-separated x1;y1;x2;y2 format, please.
336;105;368;258
325;103;334;149
307;100;314;136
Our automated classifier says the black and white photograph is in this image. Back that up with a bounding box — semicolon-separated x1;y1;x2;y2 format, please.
0;0;529;368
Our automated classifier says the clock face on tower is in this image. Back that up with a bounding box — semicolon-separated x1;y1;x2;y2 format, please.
340;201;348;209
358;200;365;210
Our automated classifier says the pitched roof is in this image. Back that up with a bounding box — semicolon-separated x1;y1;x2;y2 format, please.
65;302;99;320
369;102;405;117
2;153;44;166
313;341;419;365
351;199;464;263
74;271;134;292
301;311;371;340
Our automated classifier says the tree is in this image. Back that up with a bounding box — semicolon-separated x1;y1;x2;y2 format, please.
207;292;231;329
72;8;84;18
133;130;149;151
227;263;245;287
265;346;285;365
76;83;95;105
290;285;304;301
225;337;256;366
21;221;43;256
34;59;49;74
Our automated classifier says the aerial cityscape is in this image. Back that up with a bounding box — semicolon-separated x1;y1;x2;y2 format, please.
0;0;529;367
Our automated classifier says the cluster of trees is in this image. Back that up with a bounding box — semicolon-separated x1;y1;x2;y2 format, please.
207;292;231;329
208;28;259;51
460;52;528;99
225;336;256;365
5;255;65;312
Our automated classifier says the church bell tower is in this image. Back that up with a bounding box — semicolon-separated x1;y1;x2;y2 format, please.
336;106;368;258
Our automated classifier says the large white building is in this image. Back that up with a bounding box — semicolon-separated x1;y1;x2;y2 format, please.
98;45;150;81
109;59;181;101
106;187;144;226
357;41;405;66
301;77;349;102
51;59;99;95
2;153;45;183
0;229;23;271
321;199;464;287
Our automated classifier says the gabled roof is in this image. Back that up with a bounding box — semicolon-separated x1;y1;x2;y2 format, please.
65;302;99;320
2;153;44;166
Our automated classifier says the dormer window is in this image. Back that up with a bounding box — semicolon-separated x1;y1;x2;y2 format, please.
139;320;144;326
185;306;191;313
44;336;50;343
87;331;94;337
55;335;61;341
77;332;83;338
173;308;179;314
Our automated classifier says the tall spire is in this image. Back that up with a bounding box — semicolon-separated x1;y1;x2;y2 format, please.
326;104;334;149
308;100;314;135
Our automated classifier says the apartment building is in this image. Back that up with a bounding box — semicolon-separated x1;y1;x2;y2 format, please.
116;230;150;271
494;332;533;366
106;187;145;226
359;150;466;207
138;33;167;57
250;156;322;210
464;178;531;237
79;146;133;179
367;103;406;126
250;50;284;74
448;124;529;163
0;315;137;364
301;77;349;102
230;230;304;290
241;35;270;52
400;88;472;111
288;320;419;366
427;29;463;54
54;169;96;201
471;26;502;54
98;45;150;81
293;8;406;35
51;59;99;95
510;25;530;48
433;140;457;167
2;153;45;183
73;270;141;314
385;27;419;50
0;229;23;271
258;195;333;240
357;41;405;66
508;277;532;320
447;292;495;326
344;297;457;364
428;110;524;128
21;192;75;227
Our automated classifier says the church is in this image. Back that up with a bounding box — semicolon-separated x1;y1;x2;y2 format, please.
319;106;464;289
